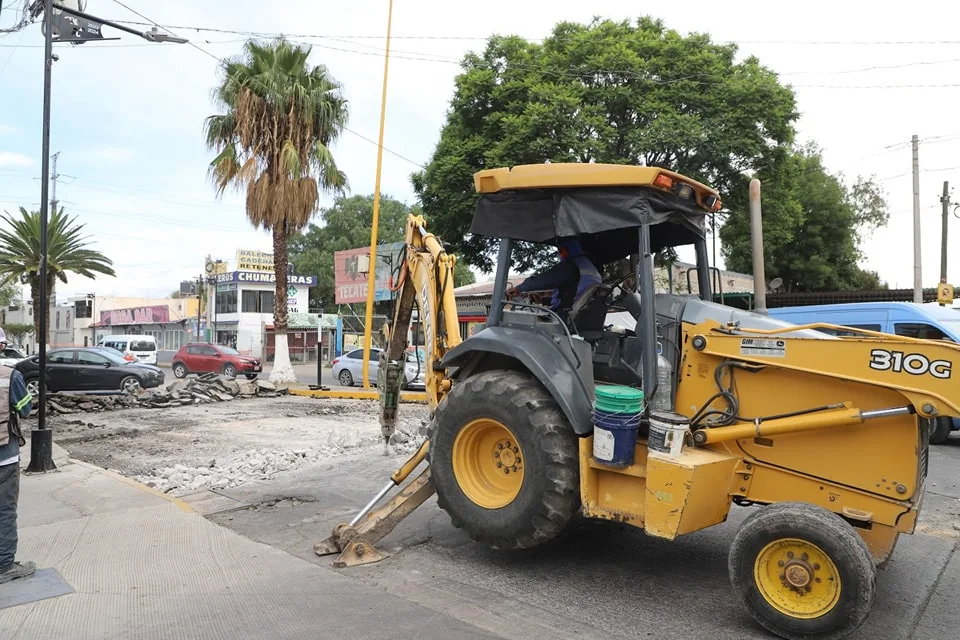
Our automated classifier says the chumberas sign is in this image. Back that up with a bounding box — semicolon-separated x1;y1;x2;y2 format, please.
214;271;317;286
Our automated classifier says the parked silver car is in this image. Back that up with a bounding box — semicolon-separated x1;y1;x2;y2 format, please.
332;348;425;389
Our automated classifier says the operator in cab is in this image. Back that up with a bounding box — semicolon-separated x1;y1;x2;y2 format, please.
506;238;602;321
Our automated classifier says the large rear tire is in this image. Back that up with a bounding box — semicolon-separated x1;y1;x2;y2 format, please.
428;369;580;551
729;502;876;640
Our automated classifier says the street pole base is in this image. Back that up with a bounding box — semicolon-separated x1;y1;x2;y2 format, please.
25;429;58;474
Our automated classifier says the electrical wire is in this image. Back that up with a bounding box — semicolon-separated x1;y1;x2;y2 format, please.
108;0;219;61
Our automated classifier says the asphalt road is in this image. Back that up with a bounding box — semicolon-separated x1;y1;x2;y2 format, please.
208;432;960;640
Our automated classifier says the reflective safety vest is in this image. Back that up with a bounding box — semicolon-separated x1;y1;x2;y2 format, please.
0;367;12;447
550;255;603;310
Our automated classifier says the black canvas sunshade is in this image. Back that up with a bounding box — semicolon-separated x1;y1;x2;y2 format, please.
470;186;708;265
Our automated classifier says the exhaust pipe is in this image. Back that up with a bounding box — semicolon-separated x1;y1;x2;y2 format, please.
749;179;767;314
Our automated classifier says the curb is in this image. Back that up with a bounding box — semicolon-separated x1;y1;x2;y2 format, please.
289;388;427;403
69;458;196;514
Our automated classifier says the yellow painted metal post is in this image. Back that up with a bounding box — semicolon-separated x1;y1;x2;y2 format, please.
361;0;395;388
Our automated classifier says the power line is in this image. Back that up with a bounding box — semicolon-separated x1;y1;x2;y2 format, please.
73;21;960;47
108;0;219;62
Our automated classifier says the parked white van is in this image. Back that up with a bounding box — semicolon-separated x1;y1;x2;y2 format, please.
98;334;158;365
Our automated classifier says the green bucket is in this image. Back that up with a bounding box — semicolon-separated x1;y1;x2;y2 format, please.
594;385;644;414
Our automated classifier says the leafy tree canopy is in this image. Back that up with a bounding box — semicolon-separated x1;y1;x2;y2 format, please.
412;17;798;272
720;143;889;292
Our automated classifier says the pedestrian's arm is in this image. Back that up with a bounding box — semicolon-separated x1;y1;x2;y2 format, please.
10;370;32;417
515;261;577;293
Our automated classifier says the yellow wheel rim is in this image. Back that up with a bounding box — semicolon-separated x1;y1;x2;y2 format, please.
754;538;842;619
452;418;525;509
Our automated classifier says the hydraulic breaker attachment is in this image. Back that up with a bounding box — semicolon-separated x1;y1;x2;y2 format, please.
315;439;435;568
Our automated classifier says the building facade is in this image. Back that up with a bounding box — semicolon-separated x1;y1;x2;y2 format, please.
210;270;317;358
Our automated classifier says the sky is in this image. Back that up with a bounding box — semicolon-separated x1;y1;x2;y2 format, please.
2;0;960;301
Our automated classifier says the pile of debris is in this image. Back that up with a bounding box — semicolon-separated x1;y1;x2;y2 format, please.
43;373;286;415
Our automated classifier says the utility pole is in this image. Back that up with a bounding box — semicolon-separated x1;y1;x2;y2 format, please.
941;181;950;288
26;0;57;474
912;134;922;304
50;151;59;213
196;275;204;343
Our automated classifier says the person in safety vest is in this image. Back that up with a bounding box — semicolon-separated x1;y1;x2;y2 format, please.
507;238;603;320
0;327;35;584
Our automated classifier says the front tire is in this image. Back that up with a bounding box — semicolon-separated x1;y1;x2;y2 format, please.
929;417;952;444
729;502;876;640
428;369;580;551
120;376;142;395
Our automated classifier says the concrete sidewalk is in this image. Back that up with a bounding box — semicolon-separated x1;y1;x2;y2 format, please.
0;444;494;639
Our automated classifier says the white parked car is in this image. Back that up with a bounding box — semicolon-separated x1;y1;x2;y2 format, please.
332;348;425;389
0;346;27;368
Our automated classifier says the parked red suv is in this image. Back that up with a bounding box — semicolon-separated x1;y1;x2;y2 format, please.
171;343;262;380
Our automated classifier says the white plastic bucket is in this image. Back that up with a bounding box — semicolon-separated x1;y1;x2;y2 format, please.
648;410;689;458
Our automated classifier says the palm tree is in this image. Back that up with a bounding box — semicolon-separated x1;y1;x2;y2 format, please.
0;206;115;345
205;38;348;383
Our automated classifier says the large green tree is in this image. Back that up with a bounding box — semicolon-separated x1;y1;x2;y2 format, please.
205;38;348;383
0;206;115;344
412;17;798;271
290;194;475;311
720;144;888;292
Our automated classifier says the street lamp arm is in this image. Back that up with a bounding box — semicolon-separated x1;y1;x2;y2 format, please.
52;3;189;43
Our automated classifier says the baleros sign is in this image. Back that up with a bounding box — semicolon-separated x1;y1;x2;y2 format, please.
334;242;404;304
100;305;170;326
215;271;317;286
236;249;274;272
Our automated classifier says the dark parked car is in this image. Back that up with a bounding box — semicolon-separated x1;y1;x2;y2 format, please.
15;347;165;396
171;343;262;380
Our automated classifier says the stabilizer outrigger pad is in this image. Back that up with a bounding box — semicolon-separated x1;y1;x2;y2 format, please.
315;459;435;568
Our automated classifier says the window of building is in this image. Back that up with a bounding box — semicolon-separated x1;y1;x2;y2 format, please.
165;330;184;351
241;290;274;314
895;323;949;341
74;299;92;319
216;288;237;314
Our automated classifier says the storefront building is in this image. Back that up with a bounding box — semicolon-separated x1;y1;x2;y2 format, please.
211;270;317;358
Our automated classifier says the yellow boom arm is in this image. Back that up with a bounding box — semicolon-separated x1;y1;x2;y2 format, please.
378;214;463;442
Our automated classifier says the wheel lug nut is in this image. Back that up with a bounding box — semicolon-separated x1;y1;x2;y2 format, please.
512;447;519;453
777;560;784;567
504;469;510;474
801;553;808;561
813;563;820;570
498;443;504;450
787;552;794;559
497;462;502;468
815;578;821;583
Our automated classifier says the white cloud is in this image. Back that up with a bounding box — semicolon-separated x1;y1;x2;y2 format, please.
0;151;34;168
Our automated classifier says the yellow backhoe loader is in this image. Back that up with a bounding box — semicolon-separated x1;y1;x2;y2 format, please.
315;163;955;640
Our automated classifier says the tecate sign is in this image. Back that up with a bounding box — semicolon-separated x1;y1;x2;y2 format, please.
334;242;404;304
215;271;317;286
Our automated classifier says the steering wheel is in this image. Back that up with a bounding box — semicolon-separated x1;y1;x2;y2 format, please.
602;271;638;308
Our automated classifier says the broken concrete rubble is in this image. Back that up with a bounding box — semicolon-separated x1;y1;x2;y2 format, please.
37;374;288;415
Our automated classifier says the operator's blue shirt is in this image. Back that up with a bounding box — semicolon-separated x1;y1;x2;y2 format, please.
0;369;34;463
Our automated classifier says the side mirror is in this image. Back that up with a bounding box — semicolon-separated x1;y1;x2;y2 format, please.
103;361;111;368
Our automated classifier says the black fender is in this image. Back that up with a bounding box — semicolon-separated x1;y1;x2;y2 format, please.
442;326;594;435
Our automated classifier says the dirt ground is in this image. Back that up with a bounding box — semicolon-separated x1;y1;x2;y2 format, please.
43;396;428;496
